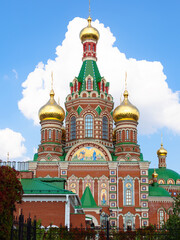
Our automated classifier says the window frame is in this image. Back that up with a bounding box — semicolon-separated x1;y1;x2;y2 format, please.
85;114;93;138
70;116;76;140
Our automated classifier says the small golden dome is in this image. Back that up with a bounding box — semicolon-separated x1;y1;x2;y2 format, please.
152;169;158;178
113;90;140;122
157;144;167;156
39;89;65;122
80;16;100;43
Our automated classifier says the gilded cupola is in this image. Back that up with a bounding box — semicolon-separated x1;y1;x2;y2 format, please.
157;143;167;156
80;16;100;43
39;74;65;122
113;89;140;123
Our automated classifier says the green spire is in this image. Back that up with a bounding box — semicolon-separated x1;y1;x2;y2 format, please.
81;186;99;208
77;60;102;94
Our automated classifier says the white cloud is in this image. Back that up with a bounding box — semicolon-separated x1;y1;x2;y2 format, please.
0;128;26;160
12;69;18;79
18;17;180;134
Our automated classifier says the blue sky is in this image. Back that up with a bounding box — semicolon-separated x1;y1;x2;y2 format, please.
0;0;180;173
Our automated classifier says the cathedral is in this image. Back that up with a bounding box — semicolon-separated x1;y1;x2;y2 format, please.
15;15;180;229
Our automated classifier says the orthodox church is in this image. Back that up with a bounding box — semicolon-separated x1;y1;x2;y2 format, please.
16;15;180;229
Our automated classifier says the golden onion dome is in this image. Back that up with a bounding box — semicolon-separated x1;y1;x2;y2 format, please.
39;89;65;122
113;90;140;122
152;169;158;178
157;143;167;156
80;16;100;43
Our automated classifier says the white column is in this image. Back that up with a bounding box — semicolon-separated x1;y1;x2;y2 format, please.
65;195;70;228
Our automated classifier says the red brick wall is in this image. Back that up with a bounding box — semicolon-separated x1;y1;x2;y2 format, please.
15;201;65;227
70;214;86;228
148;200;173;226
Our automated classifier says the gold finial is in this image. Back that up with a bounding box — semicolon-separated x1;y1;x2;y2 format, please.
89;0;91;17
125;72;127;90
7;152;9;162
51;71;53;90
50;72;55;98
152;168;158;178
161;132;163;146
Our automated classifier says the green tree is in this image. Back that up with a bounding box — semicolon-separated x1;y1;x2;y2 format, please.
0;166;23;240
163;193;180;240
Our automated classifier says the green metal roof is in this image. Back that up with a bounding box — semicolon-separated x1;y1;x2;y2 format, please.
37;178;66;189
81;186;99;208
148;168;180;183
77;60;102;94
21;178;74;195
149;182;171;197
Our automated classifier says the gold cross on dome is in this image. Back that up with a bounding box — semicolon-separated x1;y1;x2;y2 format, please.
51;71;53;90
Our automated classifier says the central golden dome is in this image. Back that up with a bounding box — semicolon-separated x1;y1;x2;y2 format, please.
157;143;167;156
113;90;140;122
80;16;100;43
39;89;65;122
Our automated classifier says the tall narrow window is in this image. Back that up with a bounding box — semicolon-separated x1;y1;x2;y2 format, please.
84;45;86;51
56;130;59;140
42;130;45;140
126;189;132;205
49;129;51;139
159;210;164;228
119;131;122;141
102;116;108;140
87;78;91;90
101;81;104;91
70;116;76;140
126;130;129;140
93;44;95;51
88;44;91;50
85;115;93;137
133;131;135;141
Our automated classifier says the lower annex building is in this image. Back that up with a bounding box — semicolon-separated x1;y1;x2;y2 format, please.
15;15;180;229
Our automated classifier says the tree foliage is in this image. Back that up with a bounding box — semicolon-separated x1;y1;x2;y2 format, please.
163;193;180;240
0;166;23;240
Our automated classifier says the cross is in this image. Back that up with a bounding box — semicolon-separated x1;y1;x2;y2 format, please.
51;71;53;90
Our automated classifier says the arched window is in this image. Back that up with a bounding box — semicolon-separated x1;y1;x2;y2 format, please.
42;130;45;140
102;116;108;140
75;81;78;92
126;189;132;205
101;81;104;91
85;115;93;137
87;78;92;90
133;131;135;141
56;130;59;140
159;210;164;228
119;131;122;141
70;116;76;140
84;45;86;51
88;44;91;50
93;44;95;51
49;129;51;139
126;130;129;140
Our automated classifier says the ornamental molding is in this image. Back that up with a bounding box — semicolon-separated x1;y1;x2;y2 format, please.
80;105;98;118
148;196;174;202
65;140;112;162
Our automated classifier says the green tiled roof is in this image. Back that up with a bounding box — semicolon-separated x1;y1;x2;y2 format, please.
21;178;74;195
37;178;66;189
33;153;38;161
81;187;99;208
148;168;180;183
77;60;102;94
149;182;171;197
